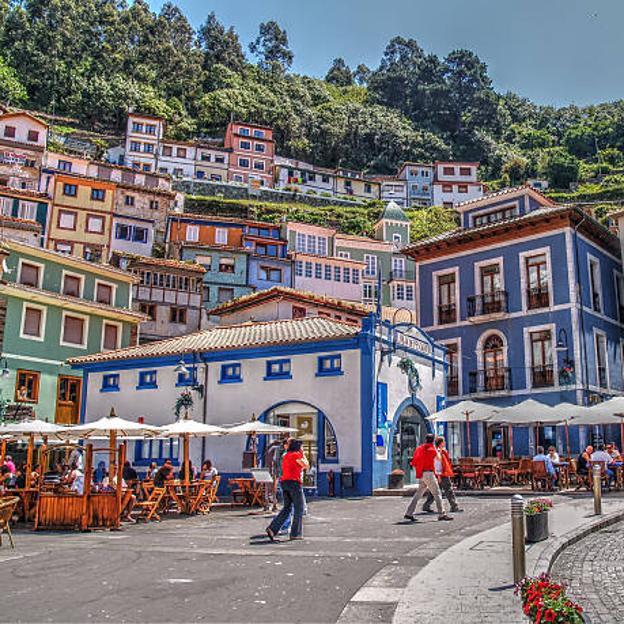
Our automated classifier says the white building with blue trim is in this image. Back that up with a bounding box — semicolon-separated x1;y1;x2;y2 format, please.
69;315;446;495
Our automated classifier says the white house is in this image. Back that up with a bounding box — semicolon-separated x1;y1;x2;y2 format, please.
110;214;155;258
432;161;484;207
69;316;447;495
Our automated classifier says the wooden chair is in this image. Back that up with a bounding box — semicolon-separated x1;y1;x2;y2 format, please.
516;458;533;485
134;487;166;522
531;460;554;491
499;460;521;485
0;496;19;549
458;458;482;490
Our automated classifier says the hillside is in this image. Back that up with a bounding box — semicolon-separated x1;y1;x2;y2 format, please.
2;0;624;200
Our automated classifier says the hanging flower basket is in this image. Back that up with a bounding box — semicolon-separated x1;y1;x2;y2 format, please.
174;390;194;418
398;357;421;393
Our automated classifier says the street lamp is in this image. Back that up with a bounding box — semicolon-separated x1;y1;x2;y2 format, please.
555;328;569;353
0;357;9;378
175;354;204;398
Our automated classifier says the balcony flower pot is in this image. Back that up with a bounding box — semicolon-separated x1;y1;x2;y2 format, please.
388;469;404;490
525;498;553;543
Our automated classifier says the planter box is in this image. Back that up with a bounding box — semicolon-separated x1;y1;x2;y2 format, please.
388;473;404;489
525;511;549;543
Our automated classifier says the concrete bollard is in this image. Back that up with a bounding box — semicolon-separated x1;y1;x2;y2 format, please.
592;463;602;516
511;494;526;584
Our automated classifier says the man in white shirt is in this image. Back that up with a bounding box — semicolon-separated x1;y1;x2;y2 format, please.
591;444;615;481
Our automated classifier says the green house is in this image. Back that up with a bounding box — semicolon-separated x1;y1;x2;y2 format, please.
0;240;144;424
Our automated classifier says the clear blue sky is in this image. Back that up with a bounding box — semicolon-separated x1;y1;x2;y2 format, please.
149;0;622;107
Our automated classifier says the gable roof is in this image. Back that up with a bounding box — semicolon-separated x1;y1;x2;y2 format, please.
454;185;555;212
0;111;48;128
111;253;207;274
207;286;371;317
69;317;360;365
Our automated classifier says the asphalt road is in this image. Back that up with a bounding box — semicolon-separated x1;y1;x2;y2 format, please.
1;496;511;623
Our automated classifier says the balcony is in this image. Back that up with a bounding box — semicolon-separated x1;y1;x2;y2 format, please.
437;303;457;325
389;269;415;281
447;375;459;397
467;290;508;317
531;365;554;388
527;286;550;310
469;368;512;393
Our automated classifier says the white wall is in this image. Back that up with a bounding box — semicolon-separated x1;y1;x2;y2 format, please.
110;216;154;257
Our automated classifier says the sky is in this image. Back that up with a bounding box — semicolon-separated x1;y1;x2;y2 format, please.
148;0;623;107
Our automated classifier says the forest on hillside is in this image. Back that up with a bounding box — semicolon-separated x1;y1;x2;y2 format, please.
1;0;624;191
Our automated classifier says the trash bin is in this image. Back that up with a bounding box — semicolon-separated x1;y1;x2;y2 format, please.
341;466;354;490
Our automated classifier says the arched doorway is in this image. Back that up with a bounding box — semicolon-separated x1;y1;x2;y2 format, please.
392;405;429;485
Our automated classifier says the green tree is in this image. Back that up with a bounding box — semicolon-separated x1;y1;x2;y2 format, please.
197;12;245;74
408;205;459;242
249;20;293;75
325;58;353;87
540;148;581;189
502;155;528;186
0;56;27;105
353;63;370;86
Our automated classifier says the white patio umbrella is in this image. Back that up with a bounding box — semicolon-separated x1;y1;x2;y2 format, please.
588;397;624;447
551;403;595;456
426;400;499;457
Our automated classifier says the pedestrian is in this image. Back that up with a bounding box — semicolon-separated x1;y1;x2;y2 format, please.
404;433;453;522
200;460;218;481
422;436;462;513
266;438;309;541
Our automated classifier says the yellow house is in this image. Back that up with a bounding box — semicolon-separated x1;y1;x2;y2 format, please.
47;173;116;262
334;169;380;201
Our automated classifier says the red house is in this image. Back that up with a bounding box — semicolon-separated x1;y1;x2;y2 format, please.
224;122;275;187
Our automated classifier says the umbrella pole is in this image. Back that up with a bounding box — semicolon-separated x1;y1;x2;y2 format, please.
508;425;514;459
565;422;571;460
0;438;6;466
184;434;190;514
620;421;624;453
109;430;117;476
25;433;34;490
465;412;472;457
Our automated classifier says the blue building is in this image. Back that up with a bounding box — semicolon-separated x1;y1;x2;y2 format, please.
405;186;624;458
242;221;292;291
397;162;434;208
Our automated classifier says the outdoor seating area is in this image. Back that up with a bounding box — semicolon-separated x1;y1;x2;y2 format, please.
0;410;296;542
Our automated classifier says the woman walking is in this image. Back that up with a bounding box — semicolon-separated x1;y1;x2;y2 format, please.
266;438;309;541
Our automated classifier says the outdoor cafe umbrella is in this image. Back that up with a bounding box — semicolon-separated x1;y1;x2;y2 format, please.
426;400;500;457
588;397;624;448
159;415;227;511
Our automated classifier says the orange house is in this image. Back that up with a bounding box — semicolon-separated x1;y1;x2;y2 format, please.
166;214;245;254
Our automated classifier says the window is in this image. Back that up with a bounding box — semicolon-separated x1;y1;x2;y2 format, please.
334;266;341;282
364;183;372;194
322;175;330;184
238;127;250;136
132;122;144;133
133;227;148;243
18;261;41;287
196;171;205;180
145;124;156;135
125;195;135;206
253;161;265;171
364;254;377;277
265;359;291;380
95;282;114;305
442;184;453;193
352;269;360;285
62;273;82;298
363;282;378;303
473;206;517;226
143;143;154;154
173;168;183;177
63;183;77;197
149;200;159;211
0;197;11;216
115;223;131;240
170;307;187;324
392;256;405;277
58;210;76;230
446;343;459;396
137;370;158;389
3;125;16;138
530;330;554;387
295;260;303;277
102;322;120;351
55;242;72;254
176;368;197;387
437;273;456;324
17;201;36;221
220;363;242;384
139;303;156;320
217;287;234;303
162;145;172;157
337;251;350;259
589;257;602;312
292;306;306;319
239;140;251;150
314;263;323;279
215;228;228;245
20;304;44;340
186;225;199;242
458;185;468;193
406;284;414;301
15;370;39;402
129;141;141;152
61;313;87;348
443;166;455;176
215;155;225;164
459;167;472;176
394;283;406;300
219;257;235;273
393;233;402;247
305;261;313;278
176;148;187;158
526;253;550;309
254;143;266;153
101;374;120;392
86;215;104;233
324;264;332;280
595;332;608;388
238;158;250;168
253;129;265;138
259;266;282;282
317;354;342;376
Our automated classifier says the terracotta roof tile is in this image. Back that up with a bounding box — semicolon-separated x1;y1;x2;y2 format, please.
69;317;360;365
112;253;206;273
455;185;554;210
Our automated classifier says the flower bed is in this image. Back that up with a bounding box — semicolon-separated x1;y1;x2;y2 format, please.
525;498;553;516
516;574;584;623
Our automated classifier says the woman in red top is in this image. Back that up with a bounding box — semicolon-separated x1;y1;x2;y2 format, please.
266;438;309;541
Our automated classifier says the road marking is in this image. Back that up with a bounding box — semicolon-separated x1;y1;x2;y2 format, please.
167;578;193;584
350;587;405;603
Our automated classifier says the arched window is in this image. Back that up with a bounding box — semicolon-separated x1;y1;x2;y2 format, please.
482;333;506;390
322;416;338;461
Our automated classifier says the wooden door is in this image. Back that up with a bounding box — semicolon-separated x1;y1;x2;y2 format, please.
56;376;82;425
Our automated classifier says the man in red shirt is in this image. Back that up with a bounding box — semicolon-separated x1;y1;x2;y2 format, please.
423;436;462;513
404;433;453;522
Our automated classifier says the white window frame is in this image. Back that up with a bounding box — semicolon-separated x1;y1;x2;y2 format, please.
337;251;350;259
439;338;462;397
587;254;603;313
432;266;460;326
17;258;44;289
19;302;46;342
475;329;509;371
392;232;402;246
215;228;228;245
101;320;122;351
94;279;117;306
392;256;406;274
522;323;557;390
364;254;378;278
18;200;37;221
518;246;554;312
613;270;624;322
60;310;89;349
86;214;105;234
61;270;85;299
473;256;505;296
0;197;12;216
593;328;610;389
186;225;199;243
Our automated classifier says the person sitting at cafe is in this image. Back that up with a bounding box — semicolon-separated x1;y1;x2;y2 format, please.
200;460;218;481
67;463;85;495
0;465;11;494
153;464;173;488
178;460;195;482
591;444;615;481
533;446;557;484
547;446;560;464
607;442;622;462
145;462;158;480
122;460;138;482
575;445;593;489
105;466;136;522
3;454;16;475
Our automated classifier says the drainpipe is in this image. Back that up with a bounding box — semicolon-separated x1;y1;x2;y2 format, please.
201;356;209;463
572;212;590;404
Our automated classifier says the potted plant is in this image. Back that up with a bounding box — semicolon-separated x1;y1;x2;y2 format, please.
525;498;553;543
516;574;584;623
174;390;194;419
388;468;405;490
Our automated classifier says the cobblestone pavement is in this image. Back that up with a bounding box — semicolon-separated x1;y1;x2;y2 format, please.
552;520;624;624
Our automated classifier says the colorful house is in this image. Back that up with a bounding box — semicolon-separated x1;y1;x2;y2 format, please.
334;168;380;201
123;112;165;173
397;162;434;207
0;185;50;245
69;315;447;494
224;122;275;187
243;220;291;291
404;186;624;458
431;161;484;207
0;240;143;424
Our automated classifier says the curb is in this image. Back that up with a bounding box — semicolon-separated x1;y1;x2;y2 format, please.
532;507;624;577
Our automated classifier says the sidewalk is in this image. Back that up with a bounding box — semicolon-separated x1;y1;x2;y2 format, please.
392;495;624;624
